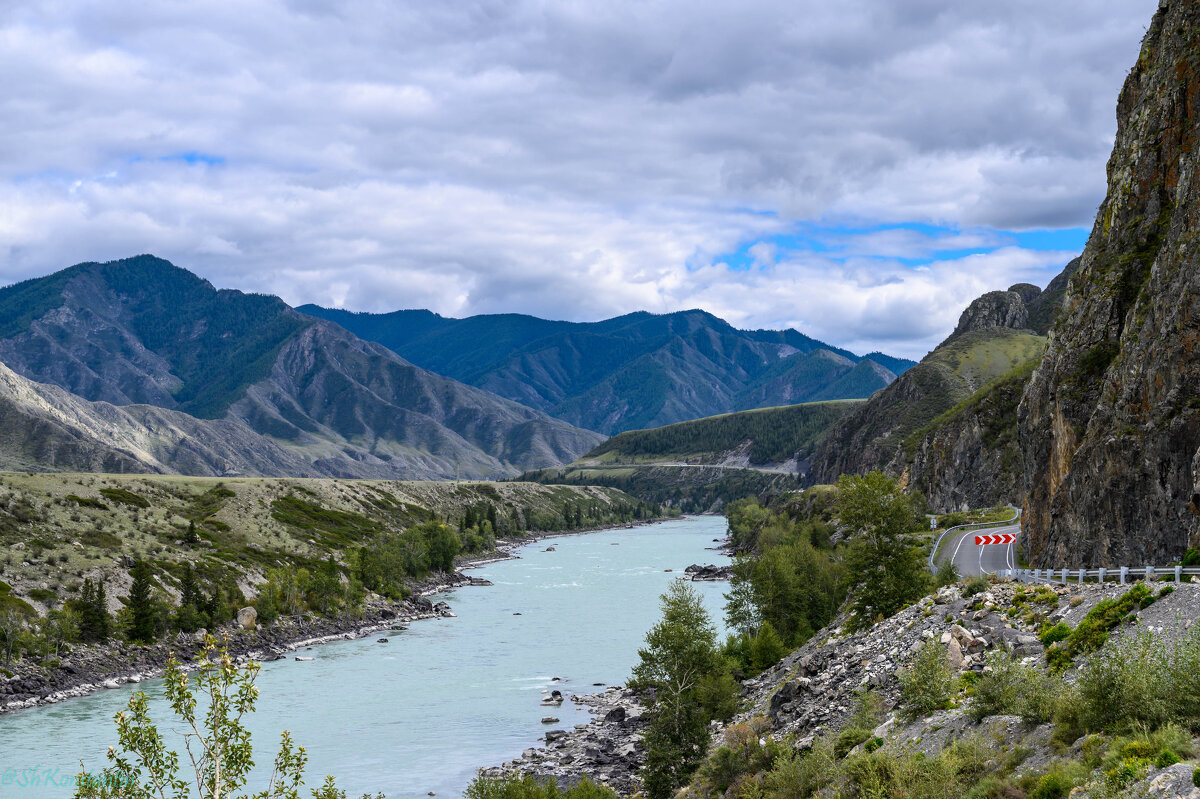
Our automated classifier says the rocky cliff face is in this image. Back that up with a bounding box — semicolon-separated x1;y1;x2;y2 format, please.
0;361;325;476
905;360;1034;511
1019;0;1200;566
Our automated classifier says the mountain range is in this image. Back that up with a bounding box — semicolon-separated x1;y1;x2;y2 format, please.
0;257;602;479
0;256;914;480
298;304;914;435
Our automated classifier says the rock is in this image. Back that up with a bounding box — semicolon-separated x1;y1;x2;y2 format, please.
1008;635;1044;658
236;607;257;631
603;706;626;723
541;717;560;724
541;690;564;705
1020;0;1200;567
684;564;733;581
295;656;314;661
946;639;966;671
376;638;389;643
544;730;569;743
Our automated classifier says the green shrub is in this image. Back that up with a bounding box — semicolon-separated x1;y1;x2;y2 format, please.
935;559;960;588
971;652;1060;725
898;639;955;721
963;576;990;598
1080;628;1169;730
1040;623;1071;646
66;494;107;510
1193;766;1200;788
1182;548;1200;568
98;488;150;508
834;727;873;759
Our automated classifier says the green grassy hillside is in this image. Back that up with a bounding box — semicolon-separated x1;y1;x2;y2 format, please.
0;473;651;612
582;401;861;466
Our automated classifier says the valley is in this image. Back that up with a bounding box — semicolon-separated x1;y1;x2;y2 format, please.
2;2;1200;799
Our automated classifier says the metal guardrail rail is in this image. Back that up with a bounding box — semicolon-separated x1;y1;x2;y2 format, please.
927;505;1021;572
998;566;1200;584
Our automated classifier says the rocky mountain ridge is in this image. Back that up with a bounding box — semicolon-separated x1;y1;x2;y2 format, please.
299;305;915;435
0;256;602;479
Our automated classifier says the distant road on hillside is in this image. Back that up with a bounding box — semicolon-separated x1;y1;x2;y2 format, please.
933;515;1021;578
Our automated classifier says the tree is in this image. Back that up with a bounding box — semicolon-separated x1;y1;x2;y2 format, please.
632;580;736;799
126;560;158;644
0;606;31;665
39;607;80;657
73;578;110;643
423;522;460;573
307;556;344;616
837;471;930;629
74;638;354;799
184;520;199;545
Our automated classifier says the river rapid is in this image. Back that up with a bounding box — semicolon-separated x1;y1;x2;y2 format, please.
0;515;731;799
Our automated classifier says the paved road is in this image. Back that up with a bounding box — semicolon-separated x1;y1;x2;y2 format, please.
937;522;1021;577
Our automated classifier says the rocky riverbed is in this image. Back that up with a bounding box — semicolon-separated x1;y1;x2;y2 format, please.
480;685;649;794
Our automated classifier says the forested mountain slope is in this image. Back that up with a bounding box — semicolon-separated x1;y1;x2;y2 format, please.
299;305;915;435
578;400;859;470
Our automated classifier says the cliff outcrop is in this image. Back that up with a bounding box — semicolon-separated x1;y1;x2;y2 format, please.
1019;0;1200;565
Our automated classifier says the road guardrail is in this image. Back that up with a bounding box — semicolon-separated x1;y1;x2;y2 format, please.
998;566;1200;584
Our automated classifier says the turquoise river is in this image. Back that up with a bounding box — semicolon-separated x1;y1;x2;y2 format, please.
0;515;731;798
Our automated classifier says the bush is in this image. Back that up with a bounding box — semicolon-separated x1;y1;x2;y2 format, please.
1079;628;1172;731
465;775;617;799
98;488;150;508
1039;623;1071;646
898;639;955;722
970;652;1060;725
935;560;960;588
963;576;990;598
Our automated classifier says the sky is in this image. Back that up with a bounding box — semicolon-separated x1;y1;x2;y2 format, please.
0;1;1158;359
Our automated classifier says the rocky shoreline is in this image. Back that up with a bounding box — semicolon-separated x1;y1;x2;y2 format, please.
0;572;475;714
0;517;673;716
480;684;649;794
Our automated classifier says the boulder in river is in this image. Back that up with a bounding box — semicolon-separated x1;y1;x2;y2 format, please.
541;690;564;706
377;638;389;643
541;716;559;724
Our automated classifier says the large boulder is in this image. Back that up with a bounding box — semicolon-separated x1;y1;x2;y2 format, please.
236;606;257;631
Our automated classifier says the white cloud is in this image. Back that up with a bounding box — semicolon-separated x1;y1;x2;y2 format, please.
0;0;1157;358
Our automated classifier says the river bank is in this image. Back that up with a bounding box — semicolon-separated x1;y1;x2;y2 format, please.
0;517;678;715
0;515;733;799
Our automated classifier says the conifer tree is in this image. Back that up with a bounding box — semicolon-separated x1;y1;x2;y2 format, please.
127;561;157;643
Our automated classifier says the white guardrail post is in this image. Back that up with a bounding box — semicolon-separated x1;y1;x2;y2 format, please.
1120;566;1128;584
1098;567;1106;584
1177;566;1183;584
1147;565;1155;582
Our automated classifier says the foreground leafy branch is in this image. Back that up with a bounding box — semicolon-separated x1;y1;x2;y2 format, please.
75;636;364;799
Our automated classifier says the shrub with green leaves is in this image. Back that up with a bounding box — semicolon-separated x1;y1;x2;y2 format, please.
962;576;990;598
74;638;359;799
465;774;617;799
898;638;955;722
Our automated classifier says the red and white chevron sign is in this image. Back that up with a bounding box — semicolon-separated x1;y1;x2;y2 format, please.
975;533;1017;546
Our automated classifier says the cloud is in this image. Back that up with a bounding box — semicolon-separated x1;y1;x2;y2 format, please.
0;0;1157;358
